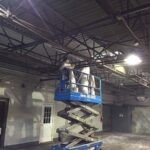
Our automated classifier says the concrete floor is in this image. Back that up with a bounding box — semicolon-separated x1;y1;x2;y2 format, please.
98;132;150;150
5;132;150;150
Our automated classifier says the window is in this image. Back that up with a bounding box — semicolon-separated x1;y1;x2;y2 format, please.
43;106;51;124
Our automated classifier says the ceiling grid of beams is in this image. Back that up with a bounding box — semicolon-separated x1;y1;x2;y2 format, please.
0;0;150;88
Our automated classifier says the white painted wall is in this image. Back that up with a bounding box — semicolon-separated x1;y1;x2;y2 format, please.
132;107;150;135
131;89;150;134
0;70;103;146
0;71;67;146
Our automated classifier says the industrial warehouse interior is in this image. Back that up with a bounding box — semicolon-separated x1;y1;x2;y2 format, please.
0;0;150;150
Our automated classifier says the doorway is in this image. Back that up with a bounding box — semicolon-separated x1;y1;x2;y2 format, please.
39;104;53;143
112;105;132;133
0;97;9;148
102;104;112;131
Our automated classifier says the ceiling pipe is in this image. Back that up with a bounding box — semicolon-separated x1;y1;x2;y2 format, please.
96;0;149;52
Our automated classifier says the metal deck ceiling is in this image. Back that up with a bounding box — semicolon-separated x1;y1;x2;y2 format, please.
0;0;150;89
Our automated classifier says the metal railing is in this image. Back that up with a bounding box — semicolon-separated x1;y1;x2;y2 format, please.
57;68;102;97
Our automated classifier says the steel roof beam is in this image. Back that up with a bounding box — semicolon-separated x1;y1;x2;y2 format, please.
96;0;150;88
6;40;44;52
64;3;150;36
120;3;150;17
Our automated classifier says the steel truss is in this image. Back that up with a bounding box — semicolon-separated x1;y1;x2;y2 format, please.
0;1;149;87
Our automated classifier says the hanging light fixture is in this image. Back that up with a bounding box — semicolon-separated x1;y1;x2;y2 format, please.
124;54;142;66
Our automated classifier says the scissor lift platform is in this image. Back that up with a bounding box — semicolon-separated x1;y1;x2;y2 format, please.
51;141;102;150
51;69;102;150
55;90;101;104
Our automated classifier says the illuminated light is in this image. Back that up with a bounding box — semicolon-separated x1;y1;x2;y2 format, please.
115;51;119;55
115;51;122;55
134;42;139;46
124;54;142;66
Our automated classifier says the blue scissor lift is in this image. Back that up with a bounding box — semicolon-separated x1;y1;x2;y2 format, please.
51;68;103;150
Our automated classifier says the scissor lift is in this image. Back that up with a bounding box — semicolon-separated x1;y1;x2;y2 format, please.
51;68;102;150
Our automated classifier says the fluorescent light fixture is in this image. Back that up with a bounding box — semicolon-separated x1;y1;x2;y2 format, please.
124;54;142;66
